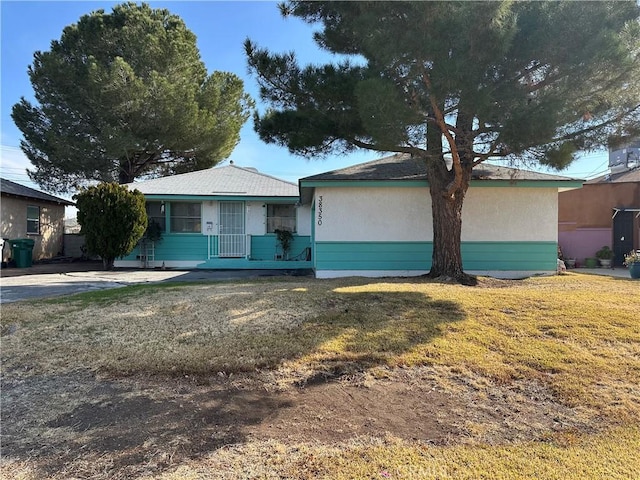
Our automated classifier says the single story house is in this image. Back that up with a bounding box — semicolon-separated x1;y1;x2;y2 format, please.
1;178;74;263
115;163;312;269
299;154;582;279
559;140;640;266
115;155;581;278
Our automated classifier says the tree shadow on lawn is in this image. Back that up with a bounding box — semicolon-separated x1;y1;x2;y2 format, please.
1;280;467;478
278;284;466;383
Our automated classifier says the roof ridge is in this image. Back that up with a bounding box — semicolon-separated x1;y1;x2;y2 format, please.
229;164;297;187
128;164;298;188
127;165;224;186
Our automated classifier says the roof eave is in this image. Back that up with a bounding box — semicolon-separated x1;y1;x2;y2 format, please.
299;179;584;189
0;191;75;206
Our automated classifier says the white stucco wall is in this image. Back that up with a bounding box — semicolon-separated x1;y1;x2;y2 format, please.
201;201;265;235
313;186;559;242
201;201;218;235
296;204;311;236
200;201;307;236
245;202;266;235
461;187;558;241
314;187;433;242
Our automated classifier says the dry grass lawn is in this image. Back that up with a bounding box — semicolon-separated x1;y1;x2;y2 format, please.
1;272;639;479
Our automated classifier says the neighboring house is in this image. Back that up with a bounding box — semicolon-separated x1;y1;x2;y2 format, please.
115;163;312;269
1;178;74;263
559;139;640;266
299;154;582;279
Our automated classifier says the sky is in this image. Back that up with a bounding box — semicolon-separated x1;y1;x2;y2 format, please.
1;0;613;212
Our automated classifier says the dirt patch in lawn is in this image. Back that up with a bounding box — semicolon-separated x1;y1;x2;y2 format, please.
1;367;593;480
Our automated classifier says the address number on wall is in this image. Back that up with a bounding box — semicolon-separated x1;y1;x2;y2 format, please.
317;195;323;226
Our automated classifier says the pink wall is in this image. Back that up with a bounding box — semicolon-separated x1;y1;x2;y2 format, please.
559;228;611;264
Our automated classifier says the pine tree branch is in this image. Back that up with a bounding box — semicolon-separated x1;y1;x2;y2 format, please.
421;70;464;199
552;103;640;143
351;138;423;156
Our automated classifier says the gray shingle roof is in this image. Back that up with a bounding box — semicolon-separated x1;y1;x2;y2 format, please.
126;165;299;198
300;153;582;182
0;178;74;205
586;167;640;184
301;154;428;182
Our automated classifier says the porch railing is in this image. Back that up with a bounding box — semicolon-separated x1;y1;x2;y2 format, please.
208;234;251;259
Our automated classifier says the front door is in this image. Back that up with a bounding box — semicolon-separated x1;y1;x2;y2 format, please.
219;202;245;257
613;210;634;267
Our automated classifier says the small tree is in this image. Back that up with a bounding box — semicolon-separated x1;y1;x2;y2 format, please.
74;183;147;270
275;228;294;259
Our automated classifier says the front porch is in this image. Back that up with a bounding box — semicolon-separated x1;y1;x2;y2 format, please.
115;233;312;270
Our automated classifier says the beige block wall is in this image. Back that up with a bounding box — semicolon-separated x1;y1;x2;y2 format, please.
1;196;66;262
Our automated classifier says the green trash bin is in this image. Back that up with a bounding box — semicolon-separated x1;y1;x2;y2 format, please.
10;238;35;268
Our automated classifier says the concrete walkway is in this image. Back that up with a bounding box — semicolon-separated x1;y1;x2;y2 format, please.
569;267;633;279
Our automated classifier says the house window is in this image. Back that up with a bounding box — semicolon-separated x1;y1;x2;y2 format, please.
170;202;201;233
266;204;296;233
27;205;40;234
146;202;166;232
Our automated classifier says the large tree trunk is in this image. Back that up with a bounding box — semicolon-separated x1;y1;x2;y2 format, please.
118;169;136;184
425;159;477;285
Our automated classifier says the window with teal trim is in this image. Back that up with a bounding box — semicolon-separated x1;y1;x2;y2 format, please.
266;204;296;233
170;202;201;233
146;202;166;232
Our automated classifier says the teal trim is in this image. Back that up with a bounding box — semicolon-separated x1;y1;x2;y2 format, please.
315;242;431;271
210;235;219;255
122;234;311;265
143;194;298;202
196;258;312;269
300;180;581;189
122;234;208;261
250;235;311;261
461;242;557;270
314;241;557;271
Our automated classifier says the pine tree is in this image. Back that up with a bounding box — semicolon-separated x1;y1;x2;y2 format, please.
246;1;639;283
13;3;254;193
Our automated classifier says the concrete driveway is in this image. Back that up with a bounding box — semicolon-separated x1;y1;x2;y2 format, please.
0;262;312;303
